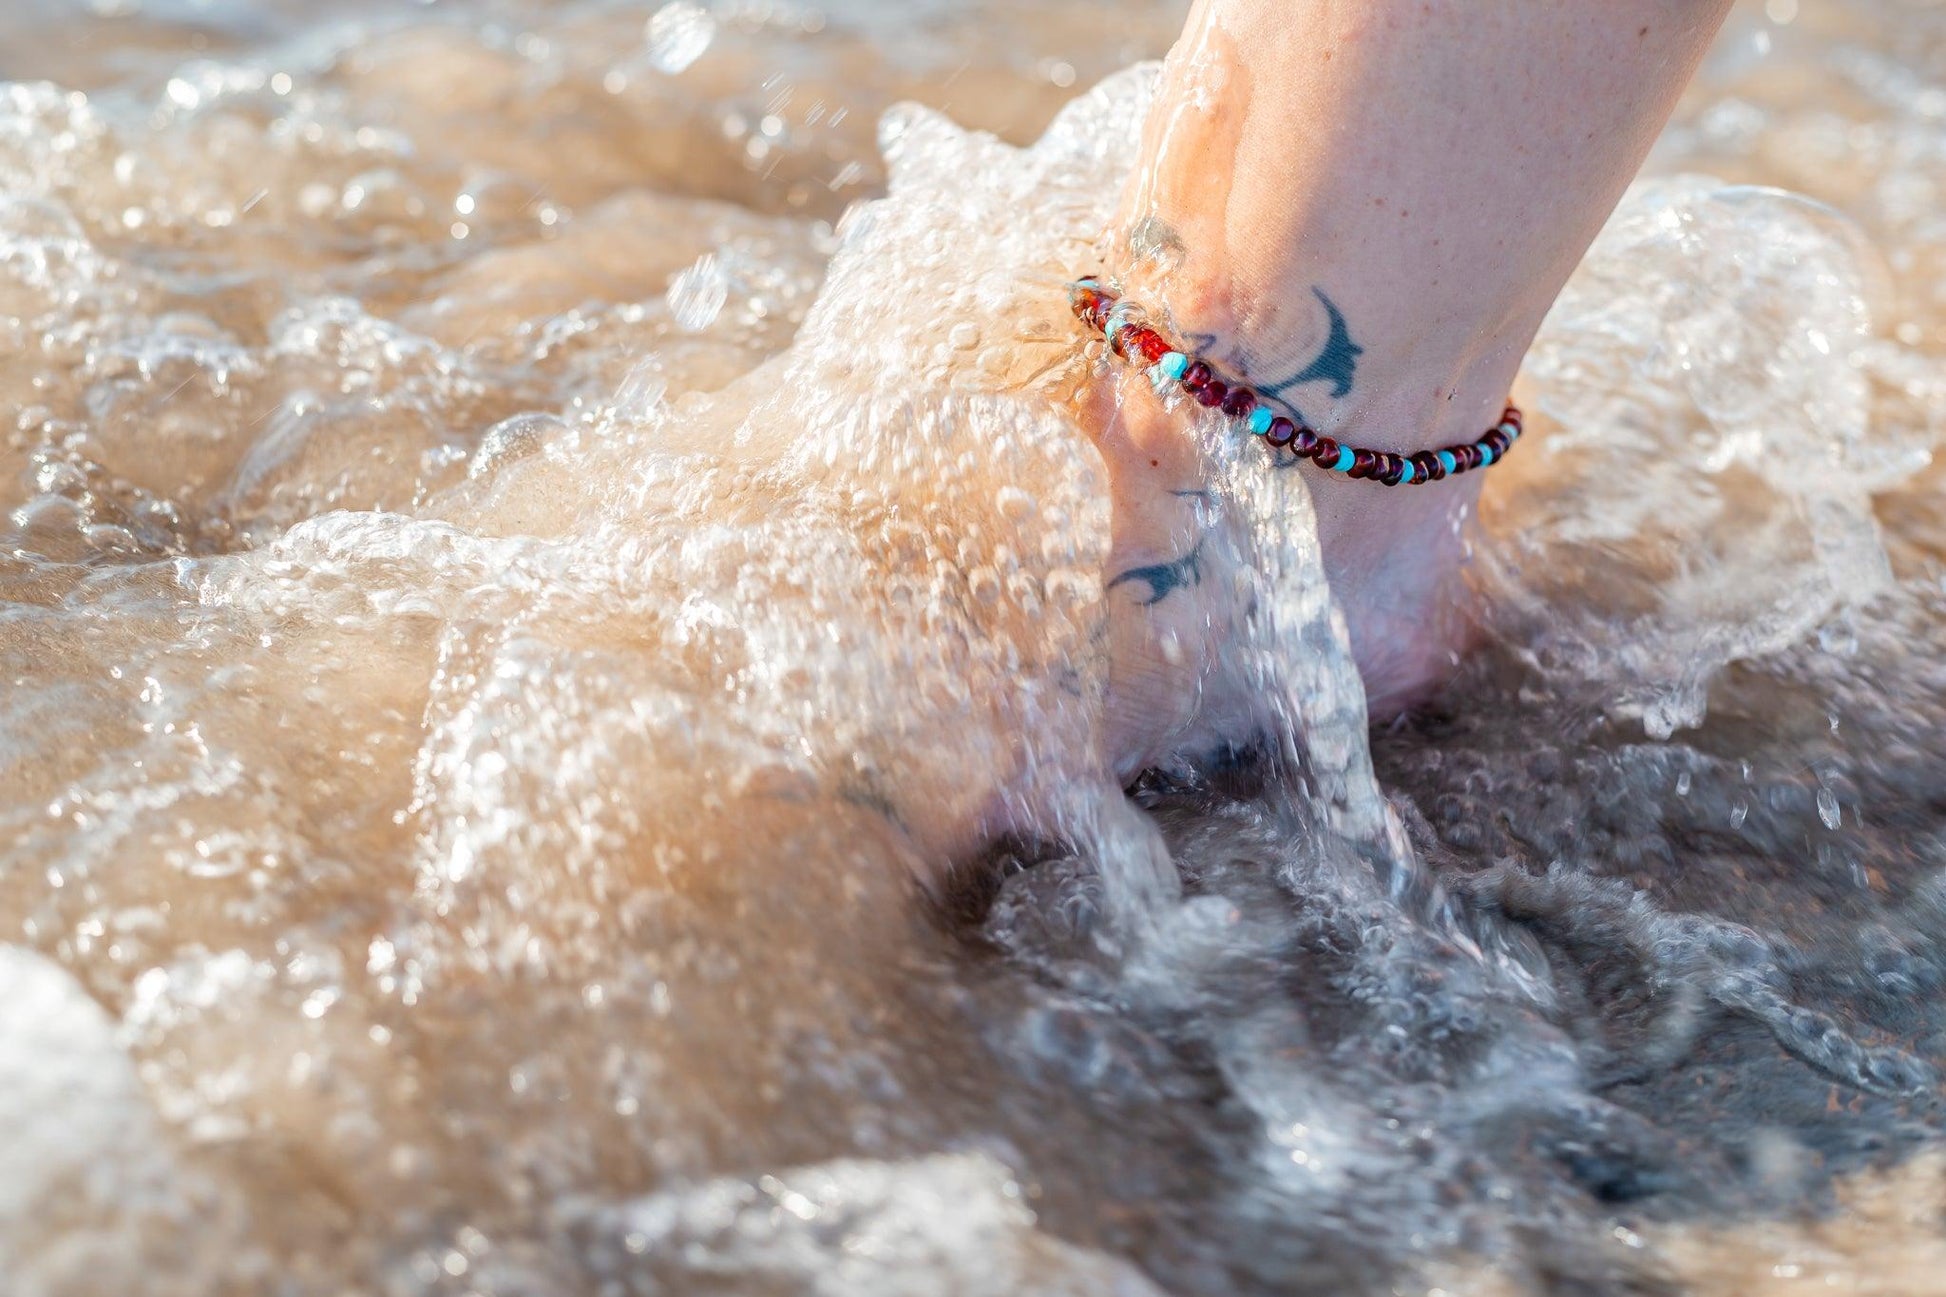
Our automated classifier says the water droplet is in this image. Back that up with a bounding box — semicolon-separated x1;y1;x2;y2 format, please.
645;2;716;75
667;253;729;332
1816;786;1841;830
967;566;1001;604
994;486;1034;521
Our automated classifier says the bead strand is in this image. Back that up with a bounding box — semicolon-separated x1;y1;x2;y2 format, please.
1069;277;1521;484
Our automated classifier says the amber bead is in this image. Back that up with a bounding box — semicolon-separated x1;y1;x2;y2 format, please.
1221;388;1256;419
1346;448;1377;478
1266;416;1297;448
1195;379;1228;408
1182;361;1212;392
1135;329;1171;364
1311;436;1341;466
1289;426;1319;456
1377;454;1405;486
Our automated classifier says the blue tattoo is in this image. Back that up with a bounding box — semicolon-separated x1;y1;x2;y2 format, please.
1261;289;1362;401
1108;540;1204;607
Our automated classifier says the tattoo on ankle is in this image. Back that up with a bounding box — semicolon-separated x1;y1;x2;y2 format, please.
1108;539;1205;607
1256;289;1363;403
1192;288;1364;428
1127;215;1187;274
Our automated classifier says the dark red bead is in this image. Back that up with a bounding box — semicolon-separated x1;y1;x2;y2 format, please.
1485;429;1511;455
1377;454;1405;486
1266;416;1297;448
1311;436;1341;466
1411;452;1442;482
1289;426;1318;455
1221;387;1256;419
1502;406;1522;430
1134;329;1171;364
1348;448;1378;479
1194;379;1227;408
1182;361;1212;391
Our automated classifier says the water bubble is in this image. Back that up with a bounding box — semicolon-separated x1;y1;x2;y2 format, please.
645;2;717;75
469;412;564;480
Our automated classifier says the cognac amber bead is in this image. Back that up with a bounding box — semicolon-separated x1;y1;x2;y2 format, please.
1194;379;1228;408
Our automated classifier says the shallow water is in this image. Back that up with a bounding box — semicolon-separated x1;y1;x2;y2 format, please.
3;0;1946;1294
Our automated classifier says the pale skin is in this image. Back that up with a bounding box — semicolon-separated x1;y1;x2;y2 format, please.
646;0;1740;874
1088;0;1737;777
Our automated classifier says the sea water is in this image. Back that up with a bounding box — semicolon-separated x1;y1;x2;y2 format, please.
3;1;1946;1293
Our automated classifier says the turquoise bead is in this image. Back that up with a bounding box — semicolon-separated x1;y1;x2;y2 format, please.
1478;446;1496;466
1248;407;1275;436
1159;351;1189;380
1332;446;1355;472
1437;451;1458;475
1148;364;1174;395
1398;460;1415;484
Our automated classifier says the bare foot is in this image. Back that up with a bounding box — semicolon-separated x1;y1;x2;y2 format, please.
1073;302;1498;782
1070;2;1547;776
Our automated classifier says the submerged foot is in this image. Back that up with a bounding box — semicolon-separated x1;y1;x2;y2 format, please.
1072;347;1486;781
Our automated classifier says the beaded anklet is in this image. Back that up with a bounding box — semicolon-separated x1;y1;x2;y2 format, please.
1068;277;1521;485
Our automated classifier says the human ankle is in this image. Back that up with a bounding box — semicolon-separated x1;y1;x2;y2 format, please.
1112;252;1530;460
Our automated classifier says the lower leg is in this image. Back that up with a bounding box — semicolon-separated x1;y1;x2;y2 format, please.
1086;0;1734;760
